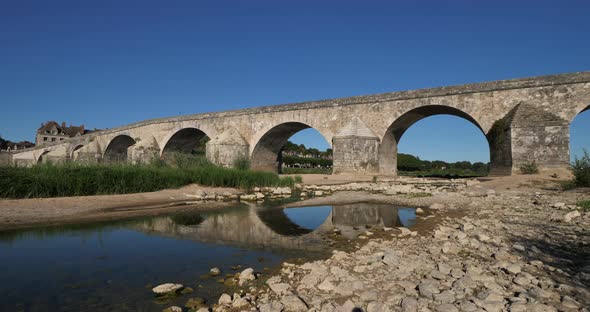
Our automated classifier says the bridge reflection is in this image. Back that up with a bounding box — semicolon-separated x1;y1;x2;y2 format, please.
132;203;414;252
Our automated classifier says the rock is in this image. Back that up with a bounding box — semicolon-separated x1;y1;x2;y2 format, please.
401;297;418;312
435;304;458;312
438;263;452;274
458;301;478;312
442;241;459;254
240;194;257;201
314;191;324;196
415;208;425;214
185;297;206;309
255;192;265;200
504;264;521;274
476;233;491;242
563;210;581;222
195;308;210;312
210;267;221;276
561;295;581;309
269;283;291;294
459;222;475;232
367;301;387;312
162;307;182;312
259;302;284;312
238;268;256;286
281;295;308;312
398;227;412;237
453;276;476;290
339;299;357;312
180;287;194;294
512;244;526;252
232;297;250;308
434;290;455;304
513;274;531;286
552;202;566;208
218;293;232;305
418;281;441;298
318;278;335;291
152;283;183;295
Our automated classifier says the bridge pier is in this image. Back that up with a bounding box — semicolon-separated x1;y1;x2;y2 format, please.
332;117;380;175
129;137;160;165
489;103;570;175
206;128;250;168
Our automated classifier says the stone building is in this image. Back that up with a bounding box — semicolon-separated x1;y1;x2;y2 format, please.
36;121;96;146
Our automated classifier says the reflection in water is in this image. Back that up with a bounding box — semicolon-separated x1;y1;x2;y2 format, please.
255;203;416;239
0;202;417;312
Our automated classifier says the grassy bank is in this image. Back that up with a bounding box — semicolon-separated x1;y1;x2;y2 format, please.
0;161;297;199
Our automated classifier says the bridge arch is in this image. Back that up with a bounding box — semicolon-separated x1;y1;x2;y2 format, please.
37;150;51;164
250;122;332;173
379;105;489;175
160;127;210;159
569;103;590;163
70;144;84;160
104;135;136;162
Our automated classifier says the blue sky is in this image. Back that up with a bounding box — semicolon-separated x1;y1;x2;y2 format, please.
1;0;589;162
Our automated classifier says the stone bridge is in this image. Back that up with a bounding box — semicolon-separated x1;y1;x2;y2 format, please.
9;71;590;175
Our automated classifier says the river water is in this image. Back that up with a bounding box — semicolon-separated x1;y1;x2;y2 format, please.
0;202;416;311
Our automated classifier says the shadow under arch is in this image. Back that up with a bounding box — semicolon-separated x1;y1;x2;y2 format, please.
256;208;316;236
160;127;210;159
251;122;331;173
37;150;51;164
379;105;488;175
104;135;136;162
70;144;84;160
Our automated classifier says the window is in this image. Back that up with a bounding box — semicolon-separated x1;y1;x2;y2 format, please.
43;137;48;141
60;138;64;141
51;138;56;142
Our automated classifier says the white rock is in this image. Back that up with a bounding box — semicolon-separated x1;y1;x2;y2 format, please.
563;210;581;222
218;293;232;305
238;268;256;286
269;283;291;294
232;297;250;308
152;283;183;295
318;279;335;291
209;267;221;275
280;295;307;312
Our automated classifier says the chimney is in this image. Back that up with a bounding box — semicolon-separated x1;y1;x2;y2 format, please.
61;121;66;128
81;124;85;132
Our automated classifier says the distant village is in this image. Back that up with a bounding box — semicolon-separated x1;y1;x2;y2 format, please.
0;121;99;152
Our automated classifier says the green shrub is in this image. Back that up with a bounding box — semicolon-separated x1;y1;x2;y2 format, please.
294;176;303;183
233;155;251;171
519;161;539;174
577;200;590;211
571;150;590;187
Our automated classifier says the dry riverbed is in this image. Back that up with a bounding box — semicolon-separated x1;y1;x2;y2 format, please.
156;174;589;312
1;173;589;311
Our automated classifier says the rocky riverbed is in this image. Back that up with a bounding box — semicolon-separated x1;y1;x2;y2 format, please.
160;176;590;312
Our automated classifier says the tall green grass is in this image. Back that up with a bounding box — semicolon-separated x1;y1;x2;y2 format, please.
0;158;295;199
